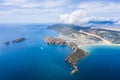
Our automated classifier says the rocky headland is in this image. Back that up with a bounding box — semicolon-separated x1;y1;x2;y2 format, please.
45;24;120;74
44;37;87;74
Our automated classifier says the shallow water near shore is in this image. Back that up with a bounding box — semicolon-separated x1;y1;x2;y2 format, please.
1;24;120;80
76;45;120;80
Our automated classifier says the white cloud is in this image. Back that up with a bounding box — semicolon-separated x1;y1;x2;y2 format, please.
3;0;66;8
78;2;120;16
3;0;27;6
0;0;120;23
60;1;120;25
60;10;89;25
115;18;120;24
0;0;66;23
116;21;120;24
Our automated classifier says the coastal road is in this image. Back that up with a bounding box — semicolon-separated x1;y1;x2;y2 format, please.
79;30;112;45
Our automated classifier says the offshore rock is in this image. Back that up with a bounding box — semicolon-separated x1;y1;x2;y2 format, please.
12;38;26;43
4;41;10;45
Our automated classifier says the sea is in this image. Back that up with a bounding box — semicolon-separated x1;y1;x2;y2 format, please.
0;24;120;80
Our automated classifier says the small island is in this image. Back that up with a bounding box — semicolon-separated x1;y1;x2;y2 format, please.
12;37;26;43
4;37;26;45
4;41;10;45
44;37;87;74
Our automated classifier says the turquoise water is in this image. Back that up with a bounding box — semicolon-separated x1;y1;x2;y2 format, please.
76;45;120;80
0;24;73;80
1;24;120;80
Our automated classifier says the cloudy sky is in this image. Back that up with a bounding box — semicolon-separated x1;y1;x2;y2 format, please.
0;0;120;23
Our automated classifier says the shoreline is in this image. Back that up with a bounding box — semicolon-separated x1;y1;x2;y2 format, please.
44;37;88;74
81;44;120;52
82;43;120;48
46;24;120;74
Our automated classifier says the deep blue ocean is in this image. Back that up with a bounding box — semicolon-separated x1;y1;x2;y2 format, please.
0;24;120;80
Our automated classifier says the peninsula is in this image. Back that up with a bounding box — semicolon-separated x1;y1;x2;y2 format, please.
45;24;120;74
44;37;87;74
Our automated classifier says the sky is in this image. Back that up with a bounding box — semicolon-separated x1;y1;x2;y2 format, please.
0;0;120;23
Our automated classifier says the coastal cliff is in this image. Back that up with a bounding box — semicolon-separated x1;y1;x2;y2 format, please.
44;37;67;45
44;37;87;74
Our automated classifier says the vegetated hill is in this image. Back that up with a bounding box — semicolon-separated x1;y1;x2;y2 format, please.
48;24;91;31
48;24;120;44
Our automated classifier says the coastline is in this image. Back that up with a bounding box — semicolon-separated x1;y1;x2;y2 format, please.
44;37;88;74
58;32;120;50
81;44;120;53
58;33;112;49
46;24;120;75
82;44;120;48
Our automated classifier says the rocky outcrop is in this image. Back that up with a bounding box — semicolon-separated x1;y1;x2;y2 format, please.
65;45;87;74
12;38;26;43
4;41;10;45
4;38;26;45
44;37;67;45
44;37;87;74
